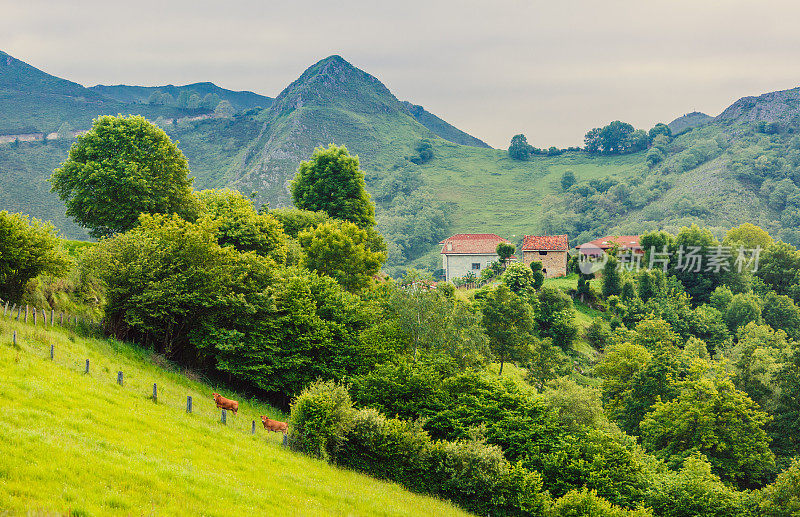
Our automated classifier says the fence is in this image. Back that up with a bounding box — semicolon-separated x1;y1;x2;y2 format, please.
1;299;102;331
2;302;289;448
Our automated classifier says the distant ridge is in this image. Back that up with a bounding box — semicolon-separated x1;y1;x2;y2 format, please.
402;102;491;148
90;82;273;112
667;111;713;135
716;86;800;124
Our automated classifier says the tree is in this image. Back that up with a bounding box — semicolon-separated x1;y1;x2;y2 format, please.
531;261;545;290
187;93;201;109
751;459;800;516
291;144;376;228
176;90;191;108
648;123;672;142
496;242;516;265
536;286;579;348
269;207;328;238
729;322;789;413
560;170;576;191
601;253;622;298
645;147;664;167
762;291;800;340
298;219;386;292
214;100;235;118
584;121;636;155
198;189;288;261
674;225;722;305
724;293;762;333
640;375;776;488
502;262;535;293
508;134;531;160
481;284;535;375
723;223;773;250
0;211;69;302
756;241;800;303
50;115;197;238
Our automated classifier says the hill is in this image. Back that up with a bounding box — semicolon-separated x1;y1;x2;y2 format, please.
90;82;273;112
0;50;199;135
402;101;491;148
0;316;470;516
667;111;713;135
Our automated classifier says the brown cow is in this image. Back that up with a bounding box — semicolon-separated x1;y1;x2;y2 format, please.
261;415;288;435
212;393;238;415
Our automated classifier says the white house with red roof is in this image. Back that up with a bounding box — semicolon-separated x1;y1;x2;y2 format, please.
521;234;569;278
440;233;511;282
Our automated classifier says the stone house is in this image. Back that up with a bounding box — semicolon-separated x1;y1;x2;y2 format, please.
521;234;569;278
440;233;511;282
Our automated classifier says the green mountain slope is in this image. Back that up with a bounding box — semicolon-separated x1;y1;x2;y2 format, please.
402;101;491;148
0;50;197;134
0;317;470;516
90;82;273;112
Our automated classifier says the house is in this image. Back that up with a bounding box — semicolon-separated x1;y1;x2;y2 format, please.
577;235;642;256
440;233;511;282
521;234;569;278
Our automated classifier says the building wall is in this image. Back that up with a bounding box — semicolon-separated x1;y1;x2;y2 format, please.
522;250;568;278
442;253;499;281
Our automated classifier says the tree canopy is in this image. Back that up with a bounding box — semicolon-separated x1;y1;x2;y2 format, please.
291;144;376;228
50;115;197;238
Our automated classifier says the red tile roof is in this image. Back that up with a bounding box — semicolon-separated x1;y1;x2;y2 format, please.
440;234;511;254
578;235;641;251
521;234;569;251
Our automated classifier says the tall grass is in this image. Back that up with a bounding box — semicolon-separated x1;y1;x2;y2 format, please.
0;318;470;516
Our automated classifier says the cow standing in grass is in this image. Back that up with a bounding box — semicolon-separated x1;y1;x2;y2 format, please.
261;415;288;435
213;393;238;415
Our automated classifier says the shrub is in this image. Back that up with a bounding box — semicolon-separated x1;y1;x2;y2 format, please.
336;407;549;516
288;380;356;460
547;488;653;517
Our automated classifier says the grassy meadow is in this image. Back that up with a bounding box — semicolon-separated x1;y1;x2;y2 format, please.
0;317;471;516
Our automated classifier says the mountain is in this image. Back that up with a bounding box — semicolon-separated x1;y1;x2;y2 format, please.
90;82;273;112
716;86;800;123
402;101;491;148
0;50;197;135
668;111;713;135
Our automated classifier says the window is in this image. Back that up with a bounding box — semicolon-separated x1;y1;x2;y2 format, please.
539;251;548;256
472;263;481;270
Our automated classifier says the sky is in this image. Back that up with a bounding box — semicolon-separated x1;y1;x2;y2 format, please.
4;0;800;148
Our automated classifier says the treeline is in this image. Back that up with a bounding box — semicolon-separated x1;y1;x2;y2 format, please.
507;121;672;160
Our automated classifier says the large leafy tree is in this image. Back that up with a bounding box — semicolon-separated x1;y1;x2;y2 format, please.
480;284;535;375
0;211;69;302
290;144;376;228
297;219;386;292
51;115;197;238
508;134;532;161
640;375;776;489
198;189;288;262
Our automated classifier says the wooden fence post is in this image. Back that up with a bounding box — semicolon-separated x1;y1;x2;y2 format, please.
221;409;227;425
3;300;7;317
50;309;54;327
10;303;16;319
283;434;288;448
251;420;256;434
33;309;36;325
117;371;123;386
12;331;16;346
152;384;158;403
60;312;63;326
186;396;192;413
85;359;89;374
24;305;28;324
50;344;54;360
16;305;21;321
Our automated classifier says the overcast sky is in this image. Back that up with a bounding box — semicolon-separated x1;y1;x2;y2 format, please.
4;0;800;148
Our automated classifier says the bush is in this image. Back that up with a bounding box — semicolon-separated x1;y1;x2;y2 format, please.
336;407;549;516
547;488;653;517
289;380;356;460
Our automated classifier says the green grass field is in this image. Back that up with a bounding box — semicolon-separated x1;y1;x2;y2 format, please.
0;317;470;516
